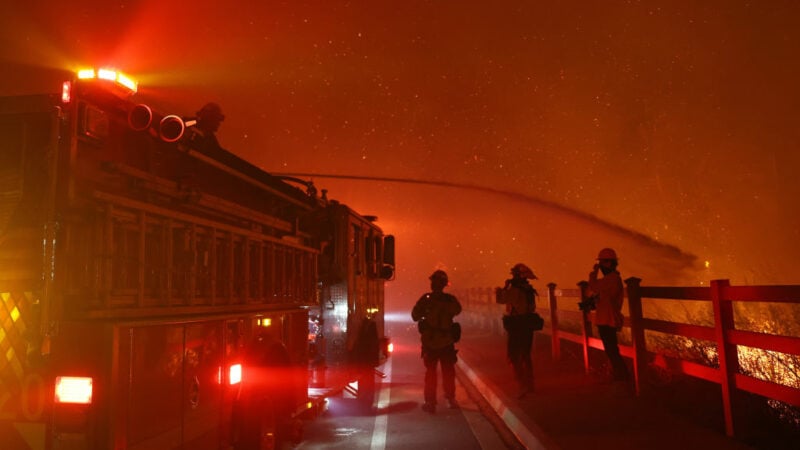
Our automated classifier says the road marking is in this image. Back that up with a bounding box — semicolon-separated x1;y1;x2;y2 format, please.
370;357;393;450
457;358;553;450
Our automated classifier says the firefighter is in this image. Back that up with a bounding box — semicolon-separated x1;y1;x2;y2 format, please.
411;270;462;413
496;263;538;398
192;102;225;149
587;248;629;382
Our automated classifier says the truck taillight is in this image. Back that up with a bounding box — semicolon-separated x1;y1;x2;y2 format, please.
381;337;393;357
55;376;93;404
229;364;242;385
62;81;71;103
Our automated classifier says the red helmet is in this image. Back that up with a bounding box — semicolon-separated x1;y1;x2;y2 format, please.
597;248;618;260
510;263;537;279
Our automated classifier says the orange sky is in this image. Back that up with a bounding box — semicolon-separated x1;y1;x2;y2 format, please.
2;1;799;302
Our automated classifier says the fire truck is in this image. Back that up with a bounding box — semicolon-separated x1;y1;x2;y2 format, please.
0;68;395;449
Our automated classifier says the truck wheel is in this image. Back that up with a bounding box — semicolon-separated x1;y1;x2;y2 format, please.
234;397;277;450
356;368;376;412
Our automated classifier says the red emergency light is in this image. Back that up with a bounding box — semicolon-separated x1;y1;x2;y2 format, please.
229;364;242;385
54;376;93;405
62;81;71;103
216;364;243;385
381;337;393;356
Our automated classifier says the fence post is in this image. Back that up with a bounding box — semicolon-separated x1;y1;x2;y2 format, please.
625;277;645;397
486;287;499;336
578;280;591;374
711;279;737;437
547;282;560;361
486;287;495;334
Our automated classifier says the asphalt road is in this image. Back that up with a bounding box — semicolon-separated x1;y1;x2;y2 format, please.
297;314;515;450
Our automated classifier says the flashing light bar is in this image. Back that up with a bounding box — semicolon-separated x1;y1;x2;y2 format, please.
116;73;137;91
77;69;95;79
76;67;138;94
55;376;93;404
97;68;116;81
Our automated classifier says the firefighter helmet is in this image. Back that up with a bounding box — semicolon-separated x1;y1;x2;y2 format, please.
429;270;449;283
597;248;618;260
510;263;537;279
197;102;225;121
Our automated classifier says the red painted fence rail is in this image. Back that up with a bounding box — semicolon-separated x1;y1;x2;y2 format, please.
456;279;800;438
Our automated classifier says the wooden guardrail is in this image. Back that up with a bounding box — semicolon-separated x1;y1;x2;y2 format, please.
456;280;800;438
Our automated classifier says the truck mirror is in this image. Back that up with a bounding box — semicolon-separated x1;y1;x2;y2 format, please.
383;235;395;267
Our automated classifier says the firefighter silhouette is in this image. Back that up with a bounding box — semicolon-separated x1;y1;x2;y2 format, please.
192;102;224;149
496;263;538;398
